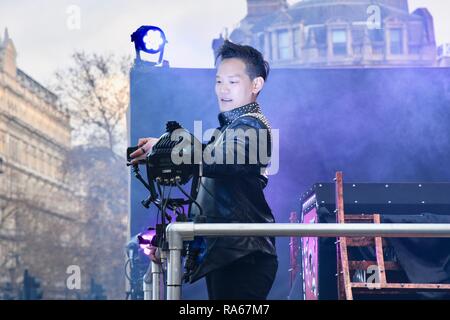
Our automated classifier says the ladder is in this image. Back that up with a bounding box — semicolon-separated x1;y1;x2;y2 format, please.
334;171;450;300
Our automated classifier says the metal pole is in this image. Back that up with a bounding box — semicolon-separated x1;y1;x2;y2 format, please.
151;261;162;300
192;223;450;238
159;250;167;300
167;249;182;300
165;222;450;300
143;264;152;300
166;223;193;300
143;250;164;300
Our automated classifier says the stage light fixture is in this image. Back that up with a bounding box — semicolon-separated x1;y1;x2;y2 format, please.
131;25;168;66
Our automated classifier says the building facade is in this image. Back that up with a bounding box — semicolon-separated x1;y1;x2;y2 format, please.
221;0;437;68
0;29;86;299
437;44;450;67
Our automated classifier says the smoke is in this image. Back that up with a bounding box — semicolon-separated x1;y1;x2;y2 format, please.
130;65;450;299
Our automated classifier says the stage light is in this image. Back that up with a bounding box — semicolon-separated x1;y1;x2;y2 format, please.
131;25;168;66
137;229;156;256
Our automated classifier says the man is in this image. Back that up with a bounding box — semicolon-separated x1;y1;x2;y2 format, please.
130;40;277;300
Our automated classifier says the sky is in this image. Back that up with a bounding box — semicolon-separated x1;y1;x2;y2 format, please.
0;0;449;85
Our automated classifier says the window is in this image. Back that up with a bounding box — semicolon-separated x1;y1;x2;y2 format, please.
277;29;290;60
16;139;25;165
390;28;403;54
369;29;384;42
23;144;29;168
48;156;54;178
0;131;6;154
30;146;37;171
268;32;273;60
36;149;42;172
314;27;327;45
307;27;326;57
43;153;49;176
293;28;301;58
332;29;347;56
9;136;18;162
352;29;364;44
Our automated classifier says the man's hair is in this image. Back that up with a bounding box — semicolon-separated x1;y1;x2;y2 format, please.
216;40;270;82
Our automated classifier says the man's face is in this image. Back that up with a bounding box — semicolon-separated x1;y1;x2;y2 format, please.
215;58;256;112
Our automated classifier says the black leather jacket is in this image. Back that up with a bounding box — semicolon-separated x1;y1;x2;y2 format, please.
189;102;277;283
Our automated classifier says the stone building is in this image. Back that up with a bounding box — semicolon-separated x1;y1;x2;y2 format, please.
220;0;437;68
437;44;450;67
0;28;85;299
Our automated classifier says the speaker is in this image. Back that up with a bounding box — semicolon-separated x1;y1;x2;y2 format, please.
299;182;450;300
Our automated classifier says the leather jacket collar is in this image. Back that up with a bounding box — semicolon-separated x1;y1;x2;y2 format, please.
218;102;261;127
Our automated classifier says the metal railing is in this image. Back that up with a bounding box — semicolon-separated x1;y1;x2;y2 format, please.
144;222;450;300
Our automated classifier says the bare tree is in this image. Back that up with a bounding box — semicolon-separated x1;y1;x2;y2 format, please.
62;145;128;299
53;52;131;155
54;51;131;299
1;52;131;299
0;51;134;299
0;168;90;299
0;147;129;300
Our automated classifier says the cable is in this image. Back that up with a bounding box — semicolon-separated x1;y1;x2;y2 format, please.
175;180;204;217
161;185;173;245
175;205;185;220
162;265;167;288
124;258;132;282
156;180;163;201
162;185;173;223
155;181;167;229
124;257;144;300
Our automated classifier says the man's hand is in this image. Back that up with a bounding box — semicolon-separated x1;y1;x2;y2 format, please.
149;246;162;264
129;137;159;165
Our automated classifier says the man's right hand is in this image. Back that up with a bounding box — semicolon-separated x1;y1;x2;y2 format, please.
129;137;159;165
149;246;162;264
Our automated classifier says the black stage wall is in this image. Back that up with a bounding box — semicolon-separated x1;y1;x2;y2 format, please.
129;65;450;299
